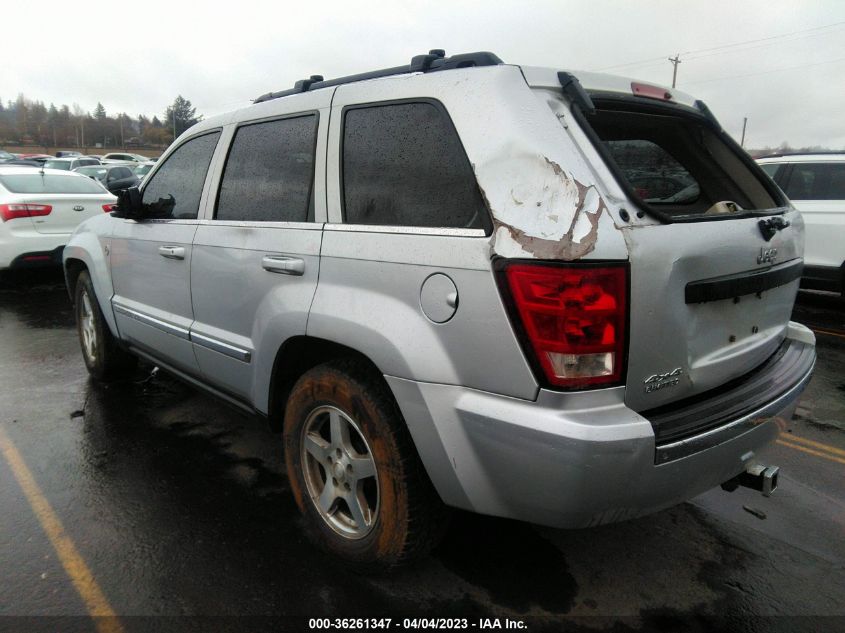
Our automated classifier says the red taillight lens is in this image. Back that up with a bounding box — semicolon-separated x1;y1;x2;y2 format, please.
102;203;117;212
502;262;628;389
0;203;53;222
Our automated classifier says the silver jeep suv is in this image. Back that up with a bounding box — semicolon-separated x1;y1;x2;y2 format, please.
64;50;816;568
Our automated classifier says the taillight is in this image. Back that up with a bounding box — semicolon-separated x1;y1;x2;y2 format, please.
102;203;117;212
0;203;53;222
501;262;628;390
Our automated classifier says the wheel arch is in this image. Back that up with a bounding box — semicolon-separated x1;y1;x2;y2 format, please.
63;238;118;338
265;335;384;432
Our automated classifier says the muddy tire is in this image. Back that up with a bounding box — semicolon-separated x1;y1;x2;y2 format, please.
74;270;137;381
283;358;448;570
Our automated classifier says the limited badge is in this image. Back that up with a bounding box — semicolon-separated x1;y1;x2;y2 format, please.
644;368;683;393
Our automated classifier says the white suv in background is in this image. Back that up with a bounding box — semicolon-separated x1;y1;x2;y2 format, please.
758;153;845;295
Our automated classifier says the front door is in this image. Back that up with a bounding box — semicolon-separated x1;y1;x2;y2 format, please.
110;130;222;374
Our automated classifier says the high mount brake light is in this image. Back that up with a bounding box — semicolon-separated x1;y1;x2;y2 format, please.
502;262;628;389
0;203;53;222
631;82;674;102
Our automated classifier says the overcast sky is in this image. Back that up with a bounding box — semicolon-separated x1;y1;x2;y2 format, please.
3;0;844;148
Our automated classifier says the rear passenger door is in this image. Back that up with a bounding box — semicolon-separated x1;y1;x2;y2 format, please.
189;94;328;406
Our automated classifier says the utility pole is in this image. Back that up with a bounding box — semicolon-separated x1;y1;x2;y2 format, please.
172;109;177;141
80;116;85;149
668;54;682;88
740;117;748;148
120;114;124;148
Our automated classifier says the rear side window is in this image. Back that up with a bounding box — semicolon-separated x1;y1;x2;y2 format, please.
216;114;317;222
342;101;487;230
141;131;220;219
759;163;782;180
0;174;106;194
783;163;845;200
585;106;779;218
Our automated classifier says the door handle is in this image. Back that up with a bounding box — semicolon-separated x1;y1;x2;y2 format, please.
158;245;186;260
262;255;305;276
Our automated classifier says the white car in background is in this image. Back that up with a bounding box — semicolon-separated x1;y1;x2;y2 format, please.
757;153;845;296
101;152;150;164
0;167;116;270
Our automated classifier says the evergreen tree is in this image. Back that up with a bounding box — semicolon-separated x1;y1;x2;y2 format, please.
164;95;201;137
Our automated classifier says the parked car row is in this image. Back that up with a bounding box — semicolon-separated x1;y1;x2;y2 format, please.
0;149;157;190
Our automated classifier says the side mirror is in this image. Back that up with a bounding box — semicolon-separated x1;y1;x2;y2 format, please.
112;186;144;219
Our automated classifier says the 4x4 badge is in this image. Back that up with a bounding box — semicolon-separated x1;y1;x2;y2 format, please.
757;247;778;265
644;368;683;393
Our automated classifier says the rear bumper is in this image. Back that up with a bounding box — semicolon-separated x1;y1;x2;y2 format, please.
7;246;65;269
0;226;69;270
387;322;815;528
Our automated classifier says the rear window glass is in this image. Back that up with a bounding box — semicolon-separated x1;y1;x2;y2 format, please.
0;174;106;194
783;163;845;200
605;141;697;203
111;167;133;179
76;167;108;179
43;161;71;171
586;106;779;218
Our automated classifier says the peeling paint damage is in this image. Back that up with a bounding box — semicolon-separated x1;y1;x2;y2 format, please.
483;155;609;260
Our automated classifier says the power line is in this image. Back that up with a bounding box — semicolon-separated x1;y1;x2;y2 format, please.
592;19;845;72
681;20;845;58
684;55;845;85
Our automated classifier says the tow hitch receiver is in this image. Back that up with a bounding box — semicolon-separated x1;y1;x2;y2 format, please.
721;464;779;497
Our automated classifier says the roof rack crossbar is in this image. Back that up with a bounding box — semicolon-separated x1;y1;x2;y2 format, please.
253;50;502;104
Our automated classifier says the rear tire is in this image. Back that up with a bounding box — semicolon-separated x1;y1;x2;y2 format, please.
283;358;448;570
74;270;137;381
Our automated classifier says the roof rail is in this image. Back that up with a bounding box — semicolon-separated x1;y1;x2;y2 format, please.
253;50;503;104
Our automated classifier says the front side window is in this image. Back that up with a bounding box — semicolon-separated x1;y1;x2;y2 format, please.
216;115;317;222
783;163;845;201
141;131;220;219
342;101;487;229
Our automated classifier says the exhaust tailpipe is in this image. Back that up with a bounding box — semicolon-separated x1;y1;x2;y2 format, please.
721;464;779;497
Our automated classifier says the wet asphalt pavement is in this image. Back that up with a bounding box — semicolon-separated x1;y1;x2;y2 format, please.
0;269;843;632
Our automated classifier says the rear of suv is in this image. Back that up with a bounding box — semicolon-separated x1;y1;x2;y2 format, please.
63;51;815;569
757;153;845;295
